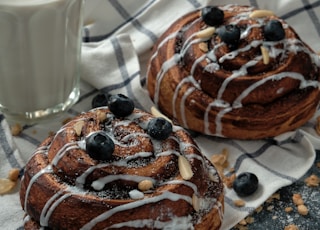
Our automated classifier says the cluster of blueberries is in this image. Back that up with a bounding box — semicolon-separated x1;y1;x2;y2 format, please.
87;94;172;161
201;6;285;50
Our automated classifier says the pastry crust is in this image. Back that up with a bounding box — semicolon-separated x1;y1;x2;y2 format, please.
20;107;224;230
147;5;320;139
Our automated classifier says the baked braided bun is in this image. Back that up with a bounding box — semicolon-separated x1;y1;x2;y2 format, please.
147;4;320;139
20;94;224;230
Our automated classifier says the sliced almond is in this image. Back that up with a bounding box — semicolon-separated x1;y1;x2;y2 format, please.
0;178;16;195
249;10;275;18
96;110;107;122
192;194;200;212
260;46;270;65
138;179;154;191
73;120;85;136
10;123;22;136
196;27;216;39
178;155;194;180
199;42;208;52
150;106;172;123
234;199;245;207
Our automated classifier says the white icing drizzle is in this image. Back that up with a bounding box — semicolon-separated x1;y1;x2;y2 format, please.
154;53;181;105
107;216;194;229
233;71;320;109
91;175;156;191
161;179;199;195
180;87;196;127
172;74;201;121
80;191;192;230
40;191;72;227
149;5;320;137
51;142;80;166
24;165;53;210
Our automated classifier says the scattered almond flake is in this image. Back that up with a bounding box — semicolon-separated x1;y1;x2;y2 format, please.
266;205;274;211
245;216;254;224
8;168;20;182
284;224;299;230
192;194;200;212
73;120;85;136
238;219;247;226
272;215;278;220
297;204;309;216
150;106;172;123
292;193;304;205
316;162;320;168
234;199;245;207
255;205;263;213
196;26;215;39
223;173;236;188
234;224;248;230
285;206;293;213
304;174;319;187
211;148;229;176
260;46;270;65
199;42;208;52
178;155;193;180
10;123;22;136
138;180;153;192
249;9;275;18
0;178;16;195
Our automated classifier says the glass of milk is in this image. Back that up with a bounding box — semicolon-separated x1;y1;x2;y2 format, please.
0;0;84;124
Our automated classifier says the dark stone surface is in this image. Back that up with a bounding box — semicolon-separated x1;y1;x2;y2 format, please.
231;151;320;230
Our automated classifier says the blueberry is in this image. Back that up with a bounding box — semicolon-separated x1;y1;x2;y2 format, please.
108;94;134;117
147;117;172;140
201;6;224;26
233;172;259;197
85;131;115;161
92;93;110;108
264;20;285;41
218;25;241;50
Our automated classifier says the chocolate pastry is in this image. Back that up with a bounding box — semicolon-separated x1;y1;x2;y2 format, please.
147;5;320;139
20;95;224;230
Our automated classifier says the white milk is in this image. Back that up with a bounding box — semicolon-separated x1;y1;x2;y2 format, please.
0;0;83;122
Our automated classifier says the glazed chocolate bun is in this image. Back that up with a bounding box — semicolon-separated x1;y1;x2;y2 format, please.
147;5;320;139
20;95;224;230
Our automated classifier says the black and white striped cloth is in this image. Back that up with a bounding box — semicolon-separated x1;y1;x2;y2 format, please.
1;0;320;229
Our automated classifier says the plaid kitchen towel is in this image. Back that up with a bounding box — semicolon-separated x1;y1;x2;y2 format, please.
1;0;320;229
